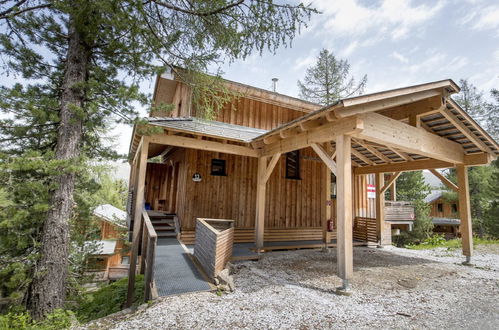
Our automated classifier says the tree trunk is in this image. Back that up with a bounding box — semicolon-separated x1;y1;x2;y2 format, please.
28;22;90;320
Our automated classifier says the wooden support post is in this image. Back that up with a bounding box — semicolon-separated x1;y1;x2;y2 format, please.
323;143;333;245
390;178;396;201
457;165;473;262
255;157;268;251
254;154;281;250
126;137;149;307
336;135;353;291
375;172;385;246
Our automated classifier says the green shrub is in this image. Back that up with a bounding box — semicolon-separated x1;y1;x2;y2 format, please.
74;275;144;323
0;309;74;330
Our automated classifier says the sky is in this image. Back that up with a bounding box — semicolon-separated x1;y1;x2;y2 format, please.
103;0;499;156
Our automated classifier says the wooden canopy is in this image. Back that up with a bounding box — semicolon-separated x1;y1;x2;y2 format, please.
128;78;498;293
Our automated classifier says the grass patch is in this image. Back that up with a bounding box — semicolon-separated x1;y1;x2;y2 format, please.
73;275;145;323
407;236;499;250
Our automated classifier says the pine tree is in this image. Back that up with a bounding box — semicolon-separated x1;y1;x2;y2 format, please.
0;0;316;318
297;49;367;106
485;160;499;238
396;171;433;243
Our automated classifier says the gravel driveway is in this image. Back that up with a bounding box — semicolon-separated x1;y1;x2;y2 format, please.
82;245;499;329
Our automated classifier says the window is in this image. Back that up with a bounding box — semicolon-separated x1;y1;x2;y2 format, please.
285;150;300;180
452;203;458;213
211;159;227;176
437;203;443;212
121;256;130;265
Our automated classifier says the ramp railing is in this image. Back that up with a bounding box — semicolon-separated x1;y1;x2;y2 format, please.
140;210;157;301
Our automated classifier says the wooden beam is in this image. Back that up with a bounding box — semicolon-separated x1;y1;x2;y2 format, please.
351;148;375;165
354;152;492;174
263;134;281;145
300;118;323;131
261;116;364;157
311;143;337;176
355;112;465;164
324;143;333;244
378;96;443;121
457;164;473;258
335;89;442;119
148;134;259;157
255;157;267;250
262;153;281;183
380;172;401;194
127;136;149;307
354;139;392;163
354;158;453;174
440;109;494;154
429;169;458;192
336;134;353;284
375;173;385;246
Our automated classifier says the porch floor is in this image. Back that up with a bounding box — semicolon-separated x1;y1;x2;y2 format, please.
154;238;211;297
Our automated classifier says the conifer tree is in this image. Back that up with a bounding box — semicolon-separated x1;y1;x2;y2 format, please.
297;48;367;106
0;0;316;318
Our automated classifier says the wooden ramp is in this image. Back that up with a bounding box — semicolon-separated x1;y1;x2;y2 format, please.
154;238;211;297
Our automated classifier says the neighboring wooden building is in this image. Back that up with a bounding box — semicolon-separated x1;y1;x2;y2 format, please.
126;70;499;300
86;204;130;281
425;190;461;238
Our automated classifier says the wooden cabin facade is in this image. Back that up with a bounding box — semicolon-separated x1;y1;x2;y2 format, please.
126;71;499;300
87;204;130;281
425;190;461;238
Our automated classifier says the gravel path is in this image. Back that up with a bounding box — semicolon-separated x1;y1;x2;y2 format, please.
81;245;499;330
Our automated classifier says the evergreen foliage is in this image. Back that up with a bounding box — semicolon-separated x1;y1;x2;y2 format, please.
297;49;367;105
394;171;433;245
0;0;316;318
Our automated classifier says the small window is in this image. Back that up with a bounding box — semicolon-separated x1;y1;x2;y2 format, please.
121;256;130;265
286;150;300;180
452;203;458;213
437;203;443;212
211;159;227;176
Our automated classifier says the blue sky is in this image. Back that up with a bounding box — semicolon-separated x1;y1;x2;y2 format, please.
116;0;499;154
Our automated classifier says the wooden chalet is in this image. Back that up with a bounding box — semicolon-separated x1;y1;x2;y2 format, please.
425;190;461;238
86;204;130;281
126;71;499;299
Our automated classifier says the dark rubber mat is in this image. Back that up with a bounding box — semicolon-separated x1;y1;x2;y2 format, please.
154;238;211;296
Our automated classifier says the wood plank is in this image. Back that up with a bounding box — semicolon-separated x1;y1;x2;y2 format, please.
255;157;267;249
336;134;353;282
262;153;281;183
380;172;401;194
375;173;385;246
261;116;364;157
126;136;149;307
149;134;258;157
429;169;458;192
311;143;337;175
457;164;473;258
440;109;494;153
355;112;464;164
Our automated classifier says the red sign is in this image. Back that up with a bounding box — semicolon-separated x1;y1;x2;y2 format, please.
367;184;376;198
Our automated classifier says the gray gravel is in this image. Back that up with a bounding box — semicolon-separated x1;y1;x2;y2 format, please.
81;245;499;330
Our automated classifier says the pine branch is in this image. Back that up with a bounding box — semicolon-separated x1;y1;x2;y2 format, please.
0;1;51;20
148;0;245;17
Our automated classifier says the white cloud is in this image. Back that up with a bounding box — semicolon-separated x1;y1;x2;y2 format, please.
460;4;499;35
405;51;468;75
293;48;318;71
494;49;499;62
390;51;409;63
340;41;359;57
313;0;445;41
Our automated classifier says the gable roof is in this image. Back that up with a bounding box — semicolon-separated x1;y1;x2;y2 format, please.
424;190;446;204
147;117;267;143
93;204;127;228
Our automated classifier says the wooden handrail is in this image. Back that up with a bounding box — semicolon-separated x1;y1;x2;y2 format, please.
140;210;157;301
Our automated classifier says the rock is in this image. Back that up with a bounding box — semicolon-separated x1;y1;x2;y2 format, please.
218;268;235;292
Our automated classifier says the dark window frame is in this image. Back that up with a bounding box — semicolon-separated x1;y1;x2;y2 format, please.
451;203;458;213
437;203;443;212
285;150;301;180
211;158;227;176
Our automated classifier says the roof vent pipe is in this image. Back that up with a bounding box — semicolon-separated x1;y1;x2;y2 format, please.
271;78;278;92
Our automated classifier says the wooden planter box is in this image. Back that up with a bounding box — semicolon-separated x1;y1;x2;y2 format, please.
194;218;234;279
